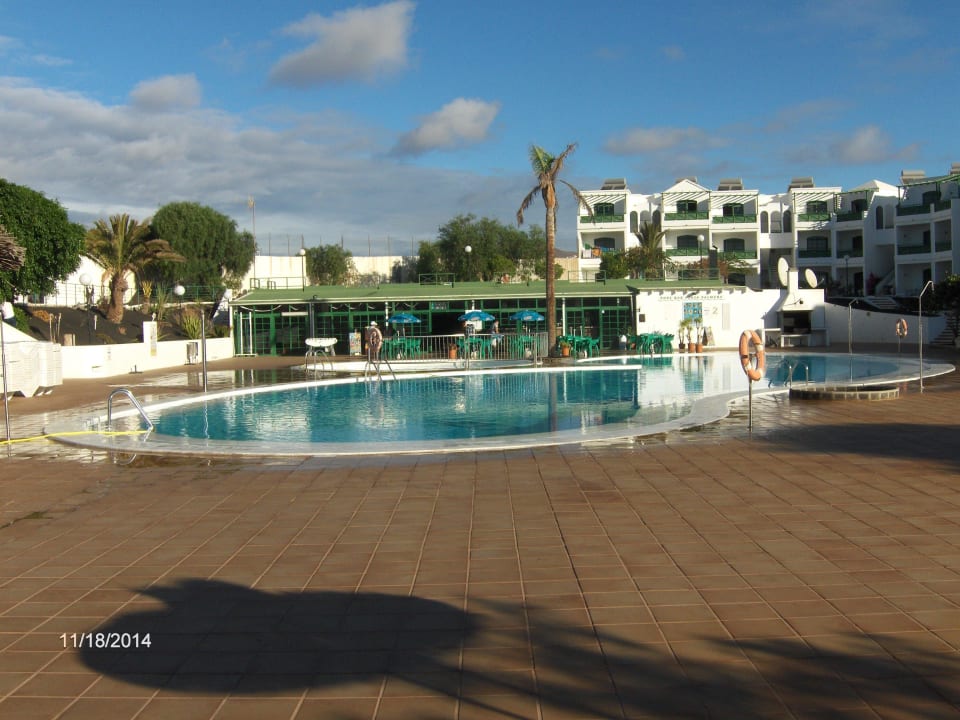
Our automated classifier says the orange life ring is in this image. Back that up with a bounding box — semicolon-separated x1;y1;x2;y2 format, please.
739;330;765;382
896;318;908;338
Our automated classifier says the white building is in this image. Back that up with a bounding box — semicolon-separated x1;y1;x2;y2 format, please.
576;167;960;300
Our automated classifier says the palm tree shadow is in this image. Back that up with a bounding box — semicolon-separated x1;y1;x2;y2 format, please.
80;579;475;693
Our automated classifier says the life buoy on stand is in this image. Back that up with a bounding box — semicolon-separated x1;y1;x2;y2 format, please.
896;318;908;338
739;329;765;382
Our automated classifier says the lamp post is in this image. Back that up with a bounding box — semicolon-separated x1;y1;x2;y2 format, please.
919;279;933;391
79;273;95;341
464;245;472;281
298;247;306;289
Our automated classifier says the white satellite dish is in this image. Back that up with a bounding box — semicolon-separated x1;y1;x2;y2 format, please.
804;268;818;288
776;257;789;287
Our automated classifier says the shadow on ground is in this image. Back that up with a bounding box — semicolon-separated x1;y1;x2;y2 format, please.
78;579;960;718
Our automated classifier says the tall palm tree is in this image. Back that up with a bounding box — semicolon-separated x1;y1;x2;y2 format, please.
631;220;668;278
84;214;183;323
517;143;589;350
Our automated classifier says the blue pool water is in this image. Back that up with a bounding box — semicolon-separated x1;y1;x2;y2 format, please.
108;351;937;456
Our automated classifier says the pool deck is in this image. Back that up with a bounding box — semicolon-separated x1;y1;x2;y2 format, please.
2;347;960;719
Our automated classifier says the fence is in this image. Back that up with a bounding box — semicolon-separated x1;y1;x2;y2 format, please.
372;331;549;363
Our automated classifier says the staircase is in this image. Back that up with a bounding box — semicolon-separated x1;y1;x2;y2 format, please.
930;325;958;348
863;295;900;311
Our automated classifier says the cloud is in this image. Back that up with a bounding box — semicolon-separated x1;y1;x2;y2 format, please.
31;54;72;67
269;1;414;87
129;74;202;112
603;127;726;155
392;98;500;156
662;45;685;61
784;124;918;166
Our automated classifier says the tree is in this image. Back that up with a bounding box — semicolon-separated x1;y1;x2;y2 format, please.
84;214;183;323
0;179;85;299
305;244;355;286
599;251;630;280
517;144;589;350
631;220;668;278
0;225;25;271
150;202;256;295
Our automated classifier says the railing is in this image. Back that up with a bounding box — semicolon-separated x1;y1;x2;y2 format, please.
248;277;304;290
936;240;952;252
935;199;953;212
897;243;931;255
376;332;549;364
418;273;456;285
896;204;929;216
711;215;757;224
798;247;831;258
666;247;703;257
106;388;154;431
796;212;831;222
835;211;864;222
718;250;757;260
663;211;708;221
836;249;863;258
579;214;624;224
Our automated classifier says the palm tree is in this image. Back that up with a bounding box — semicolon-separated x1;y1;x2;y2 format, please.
630;220;668;278
517;143;589;351
84;214;183;323
0;225;25;271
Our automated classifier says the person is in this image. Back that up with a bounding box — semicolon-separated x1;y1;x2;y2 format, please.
365;321;383;360
491;320;503;348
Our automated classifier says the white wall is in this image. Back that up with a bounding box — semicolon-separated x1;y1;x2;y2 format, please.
823;304;946;347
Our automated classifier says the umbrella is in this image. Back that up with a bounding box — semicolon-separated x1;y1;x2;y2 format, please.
458;310;495;322
509;310;544;322
387;312;421;324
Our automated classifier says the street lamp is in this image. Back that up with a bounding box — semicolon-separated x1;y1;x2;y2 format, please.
173;283;185;307
79;273;95;340
919;279;934;391
298;247;306;289
697;234;705;279
464;245;472;281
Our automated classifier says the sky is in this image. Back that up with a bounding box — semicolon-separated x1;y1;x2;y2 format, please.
0;0;957;255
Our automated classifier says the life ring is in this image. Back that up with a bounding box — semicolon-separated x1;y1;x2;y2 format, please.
739;330;765;382
896;318;908;338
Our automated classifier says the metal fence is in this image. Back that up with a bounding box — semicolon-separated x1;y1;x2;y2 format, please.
373;331;549;363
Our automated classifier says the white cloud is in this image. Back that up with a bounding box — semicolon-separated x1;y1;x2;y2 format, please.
832;125;917;164
604;127;725;155
31;54;72;67
129;74;202;112
269;1;414;87
393;98;500;156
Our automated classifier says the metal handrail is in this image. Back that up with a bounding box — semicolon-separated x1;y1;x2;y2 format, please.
107;388;154;431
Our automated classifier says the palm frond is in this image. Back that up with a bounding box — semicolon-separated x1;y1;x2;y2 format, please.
0;225;26;271
516;186;541;226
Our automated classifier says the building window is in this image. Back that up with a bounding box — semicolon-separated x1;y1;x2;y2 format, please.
677;235;699;250
724;237;745;252
771;211;782;232
922;190;939;206
640;210;652;223
783;211;792;232
595;237;616;252
807;236;828;252
676;199;697;213
760;211;769;233
722;203;744;217
875;206;884;229
852;235;863;251
852;198;868;213
594;202;615;216
630;211;638;234
806;200;828;214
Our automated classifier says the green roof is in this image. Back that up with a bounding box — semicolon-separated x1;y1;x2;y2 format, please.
233;278;726;306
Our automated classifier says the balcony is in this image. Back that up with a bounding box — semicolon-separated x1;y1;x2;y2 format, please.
666;247;703;257
896;204;929;217
835;211;864;222
580;214;624;224
797;212;831;222
663;211;708;221
718;250;757;260
711;214;757;224
798;247;831;258
897;242;931;255
936;240;952;252
836;249;863;259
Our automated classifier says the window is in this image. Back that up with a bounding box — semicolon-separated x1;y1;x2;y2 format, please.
722;203;744;217
851;198;868;213
676;199;697;213
922;190;939;206
875;206;884;230
724;238;745;252
629;211;638;234
807;236;828;252
805;200;828;214
594;202;614;216
677;235;699;250
783;211;792;232
594;237;616;252
771;211;782;233
852;235;863;251
760;211;769;233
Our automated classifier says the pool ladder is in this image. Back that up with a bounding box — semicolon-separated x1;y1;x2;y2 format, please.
106;388;154;431
785;361;810;388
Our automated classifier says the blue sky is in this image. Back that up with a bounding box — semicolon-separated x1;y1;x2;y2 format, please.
0;0;957;254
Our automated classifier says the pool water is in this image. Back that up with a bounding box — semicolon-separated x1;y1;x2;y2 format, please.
70;352;951;457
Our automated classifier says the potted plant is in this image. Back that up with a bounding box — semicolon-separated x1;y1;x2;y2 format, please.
693;321;703;352
677;318;691;351
559;339;571;357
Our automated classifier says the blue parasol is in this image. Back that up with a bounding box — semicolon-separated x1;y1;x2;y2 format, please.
509;310;544;322
458;310;495;322
387;312;421;324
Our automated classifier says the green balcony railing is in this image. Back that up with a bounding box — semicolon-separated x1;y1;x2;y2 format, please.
935;199;953;212
797;212;831;222
836;249;863;258
711;214;757;224
579;214;624;224
835;211;864;222
798;247;831;258
718;250;757;260
897;243;931;255
663;211;708;221
896;204;929;216
665;247;703;257
936;240;952;252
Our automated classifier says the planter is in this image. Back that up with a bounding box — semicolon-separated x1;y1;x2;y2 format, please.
448;346;458;359
560;346;571;357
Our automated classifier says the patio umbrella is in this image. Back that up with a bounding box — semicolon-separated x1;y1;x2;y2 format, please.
458;310;495;322
387;312;421;324
508;310;544;322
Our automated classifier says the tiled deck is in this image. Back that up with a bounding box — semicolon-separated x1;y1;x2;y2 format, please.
2;351;960;718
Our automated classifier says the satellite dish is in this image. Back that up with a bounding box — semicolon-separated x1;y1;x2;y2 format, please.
776;257;789;287
804;268;818;288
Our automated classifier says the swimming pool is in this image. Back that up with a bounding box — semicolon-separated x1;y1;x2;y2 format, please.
55;352;954;457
